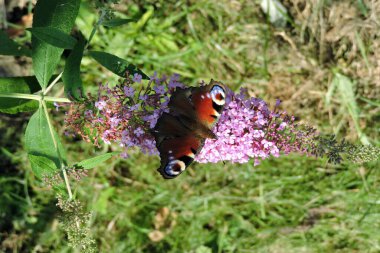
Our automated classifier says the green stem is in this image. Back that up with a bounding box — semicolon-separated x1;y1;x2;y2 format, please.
0;93;41;101
44;72;63;95
0;93;71;103
86;9;106;49
44;97;71;103
41;101;73;200
1;0;7;29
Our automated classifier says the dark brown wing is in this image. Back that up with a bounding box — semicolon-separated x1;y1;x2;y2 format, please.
152;112;191;146
153;113;204;179
155;135;204;179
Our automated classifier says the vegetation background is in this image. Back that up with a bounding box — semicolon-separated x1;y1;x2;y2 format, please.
1;0;379;252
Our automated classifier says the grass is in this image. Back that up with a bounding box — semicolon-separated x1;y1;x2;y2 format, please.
1;0;380;252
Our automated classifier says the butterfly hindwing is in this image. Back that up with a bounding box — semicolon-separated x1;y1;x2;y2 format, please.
153;112;203;179
156;134;204;179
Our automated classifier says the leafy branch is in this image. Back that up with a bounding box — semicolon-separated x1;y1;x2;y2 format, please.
0;2;148;249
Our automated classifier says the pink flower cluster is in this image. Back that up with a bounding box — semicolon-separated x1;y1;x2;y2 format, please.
65;73;184;156
66;74;317;164
195;89;317;165
195;91;278;164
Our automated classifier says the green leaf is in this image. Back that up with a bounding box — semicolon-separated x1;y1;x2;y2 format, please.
102;18;135;27
89;51;148;79
28;154;67;194
28;27;77;49
357;0;368;16
333;72;369;145
135;6;154;30
93;187;115;215
62;35;85;101
0;30;31;57
355;32;371;70
28;154;57;179
359;97;380;107
32;0;80;89
195;246;212;253
25;107;67;178
0;76;41;114
74;151;121;170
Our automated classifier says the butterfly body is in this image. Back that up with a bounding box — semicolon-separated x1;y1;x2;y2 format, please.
153;80;226;179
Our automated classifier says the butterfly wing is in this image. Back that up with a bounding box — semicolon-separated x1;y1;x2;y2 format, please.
156;134;204;179
168;80;227;138
153;112;191;146
189;80;226;129
153;80;227;179
153;113;204;179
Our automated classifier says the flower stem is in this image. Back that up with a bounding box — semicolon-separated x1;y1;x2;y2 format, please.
62;167;73;200
41;101;73;200
0;93;71;103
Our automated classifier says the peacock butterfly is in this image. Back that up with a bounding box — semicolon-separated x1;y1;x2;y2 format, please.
152;79;226;179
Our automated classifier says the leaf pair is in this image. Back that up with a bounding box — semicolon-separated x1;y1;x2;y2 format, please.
0;0;148;187
25;106;120;174
25;107;67;181
28;18;148;100
31;0;81;90
89;51;149;79
28;26;87;101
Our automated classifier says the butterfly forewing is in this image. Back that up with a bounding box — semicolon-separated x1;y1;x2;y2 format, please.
190;80;226;128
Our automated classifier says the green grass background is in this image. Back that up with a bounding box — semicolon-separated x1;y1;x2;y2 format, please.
1;0;380;252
